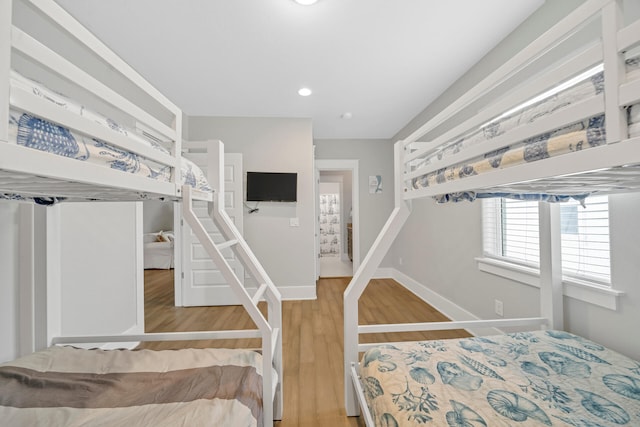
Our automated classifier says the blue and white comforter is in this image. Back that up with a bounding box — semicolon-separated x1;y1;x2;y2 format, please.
408;56;640;203
3;72;211;200
360;330;640;426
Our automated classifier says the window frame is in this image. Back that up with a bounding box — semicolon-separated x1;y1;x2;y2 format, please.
479;197;623;311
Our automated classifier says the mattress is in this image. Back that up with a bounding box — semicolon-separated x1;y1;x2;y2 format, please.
0;345;273;427
3;72;211;199
358;330;640;426
409;57;640;201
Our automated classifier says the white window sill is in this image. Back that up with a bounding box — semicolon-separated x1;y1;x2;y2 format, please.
476;257;624;311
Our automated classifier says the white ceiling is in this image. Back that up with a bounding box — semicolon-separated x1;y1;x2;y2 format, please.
55;0;544;139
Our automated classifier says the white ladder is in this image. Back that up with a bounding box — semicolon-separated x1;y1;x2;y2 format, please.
181;141;283;426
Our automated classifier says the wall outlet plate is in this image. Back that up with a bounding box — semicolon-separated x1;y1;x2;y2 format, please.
494;299;504;317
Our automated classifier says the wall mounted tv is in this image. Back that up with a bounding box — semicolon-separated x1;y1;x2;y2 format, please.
246;172;297;202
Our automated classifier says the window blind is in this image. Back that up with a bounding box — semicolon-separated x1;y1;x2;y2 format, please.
483;198;540;268
560;195;610;283
483;196;611;284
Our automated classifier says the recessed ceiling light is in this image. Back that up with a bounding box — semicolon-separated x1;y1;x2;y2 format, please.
298;87;312;97
294;0;318;5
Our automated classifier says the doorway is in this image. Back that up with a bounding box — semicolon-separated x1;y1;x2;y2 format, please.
315;159;359;278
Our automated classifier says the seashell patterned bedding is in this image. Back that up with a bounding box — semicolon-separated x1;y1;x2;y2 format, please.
359;330;640;426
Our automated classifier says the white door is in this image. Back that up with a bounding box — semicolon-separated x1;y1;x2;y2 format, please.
178;147;244;306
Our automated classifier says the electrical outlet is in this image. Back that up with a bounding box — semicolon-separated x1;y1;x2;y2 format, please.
398;257;403;265
494;299;504;317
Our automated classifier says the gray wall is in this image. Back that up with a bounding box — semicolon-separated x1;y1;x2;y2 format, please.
188;116;316;299
143;201;173;234
388;0;640;359
315;139;395;264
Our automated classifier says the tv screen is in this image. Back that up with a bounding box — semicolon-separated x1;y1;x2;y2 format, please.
246;172;297;202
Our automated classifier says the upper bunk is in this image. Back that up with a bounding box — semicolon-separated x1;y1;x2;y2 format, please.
0;0;212;203
400;0;640;203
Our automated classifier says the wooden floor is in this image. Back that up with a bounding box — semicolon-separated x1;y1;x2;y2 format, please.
141;270;470;427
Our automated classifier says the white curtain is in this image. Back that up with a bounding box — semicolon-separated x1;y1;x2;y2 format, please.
319;194;340;257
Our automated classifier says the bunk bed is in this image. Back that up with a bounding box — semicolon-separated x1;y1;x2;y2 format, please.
344;0;640;425
0;1;282;426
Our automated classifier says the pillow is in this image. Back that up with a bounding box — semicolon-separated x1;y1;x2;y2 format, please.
156;231;170;242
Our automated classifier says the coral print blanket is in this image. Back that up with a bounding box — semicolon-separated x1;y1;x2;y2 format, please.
360;330;640;426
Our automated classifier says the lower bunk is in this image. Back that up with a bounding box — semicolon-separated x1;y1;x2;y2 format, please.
351;330;640;427
0;344;273;426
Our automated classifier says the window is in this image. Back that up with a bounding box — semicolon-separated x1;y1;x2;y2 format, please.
560;196;610;283
483;196;611;284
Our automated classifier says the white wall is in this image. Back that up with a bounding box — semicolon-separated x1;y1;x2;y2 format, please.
388;0;640;359
187;117;316;299
0;202;20;362
1;201;143;361
57;203;143;339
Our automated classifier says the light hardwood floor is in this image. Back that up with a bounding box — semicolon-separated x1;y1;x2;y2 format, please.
140;270;470;427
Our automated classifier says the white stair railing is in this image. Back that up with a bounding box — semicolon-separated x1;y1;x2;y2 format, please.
181;140;283;426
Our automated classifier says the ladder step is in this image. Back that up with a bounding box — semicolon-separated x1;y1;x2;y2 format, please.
216;239;238;251
252;283;269;305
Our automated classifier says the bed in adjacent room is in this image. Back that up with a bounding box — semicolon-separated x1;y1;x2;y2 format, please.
144;230;174;269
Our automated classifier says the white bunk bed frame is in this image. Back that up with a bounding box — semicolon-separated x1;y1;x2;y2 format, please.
344;0;640;422
0;1;282;425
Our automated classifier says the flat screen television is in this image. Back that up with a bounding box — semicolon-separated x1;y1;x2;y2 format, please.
246;172;297;202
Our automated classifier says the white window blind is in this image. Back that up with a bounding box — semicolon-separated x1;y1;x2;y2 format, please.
560;195;610;283
483;196;610;284
483;198;539;268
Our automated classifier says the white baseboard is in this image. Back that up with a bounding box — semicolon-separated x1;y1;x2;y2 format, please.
279;284;317;301
373;267;394;279
390;268;502;336
101;324;141;350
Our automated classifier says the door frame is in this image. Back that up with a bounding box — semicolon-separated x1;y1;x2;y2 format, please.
174;149;244;307
315;159;360;275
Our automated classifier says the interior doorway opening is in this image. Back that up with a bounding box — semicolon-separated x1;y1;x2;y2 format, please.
315;159;359;279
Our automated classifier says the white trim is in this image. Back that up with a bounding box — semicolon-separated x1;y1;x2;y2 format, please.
373;267;394;279
18;203;35;357
44;205;62;347
134;202;145;337
278;285;317;301
391;269;503;336
0;0;10;143
350;363;375;427
476;256;623;310
315;159;360;272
